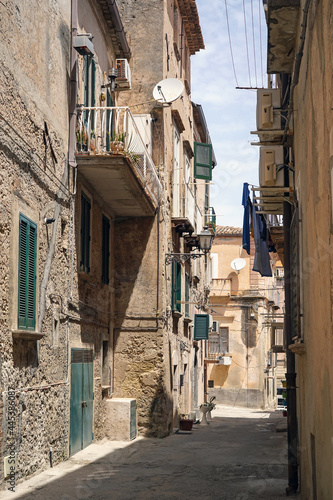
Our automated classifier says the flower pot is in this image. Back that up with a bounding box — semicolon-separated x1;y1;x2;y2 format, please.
200;405;210;425
179;419;193;431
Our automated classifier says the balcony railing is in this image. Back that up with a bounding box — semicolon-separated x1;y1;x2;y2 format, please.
76;106;162;206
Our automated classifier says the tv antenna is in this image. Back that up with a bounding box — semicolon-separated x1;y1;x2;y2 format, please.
231;258;246;274
153;78;184;104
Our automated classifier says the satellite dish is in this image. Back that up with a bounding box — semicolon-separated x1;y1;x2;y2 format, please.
153;78;184;103
231;258;246;272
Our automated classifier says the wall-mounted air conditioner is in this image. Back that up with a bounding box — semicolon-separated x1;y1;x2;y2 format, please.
212;320;219;333
116;59;131;90
218;356;232;366
256;89;281;131
73;34;94;56
259;146;284;188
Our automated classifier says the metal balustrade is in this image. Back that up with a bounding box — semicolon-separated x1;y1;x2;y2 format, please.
76;106;162;206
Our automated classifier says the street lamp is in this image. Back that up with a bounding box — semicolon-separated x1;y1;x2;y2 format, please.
165;226;214;264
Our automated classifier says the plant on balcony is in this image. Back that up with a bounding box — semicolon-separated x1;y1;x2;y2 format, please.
76;128;96;153
108;131;126;153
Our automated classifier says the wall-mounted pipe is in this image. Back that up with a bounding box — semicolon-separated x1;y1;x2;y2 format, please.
69;0;78;169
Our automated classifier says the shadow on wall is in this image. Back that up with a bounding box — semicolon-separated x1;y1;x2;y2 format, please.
210;365;229;388
114;216;155;325
228;271;239;295
146;376;173;438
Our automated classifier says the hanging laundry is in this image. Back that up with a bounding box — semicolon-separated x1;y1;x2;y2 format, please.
252;201;272;277
242;182;251;255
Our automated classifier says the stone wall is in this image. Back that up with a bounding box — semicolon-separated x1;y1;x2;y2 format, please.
291;1;333;498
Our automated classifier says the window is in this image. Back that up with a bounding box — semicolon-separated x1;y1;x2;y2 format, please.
220;327;229;353
18;214;37;330
84;56;96;131
102;215;110;284
194;142;212;180
172;261;181;313
194;314;209;340
80;192;91;273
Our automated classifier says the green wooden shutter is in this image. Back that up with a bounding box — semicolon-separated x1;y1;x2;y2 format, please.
194;314;209;340
185;272;190;318
80;193;91;273
102;215;110;284
91;59;96;131
172;261;181;312
18;214;37;330
194;142;212;180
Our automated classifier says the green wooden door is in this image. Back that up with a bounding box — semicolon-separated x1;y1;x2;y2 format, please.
70;349;94;456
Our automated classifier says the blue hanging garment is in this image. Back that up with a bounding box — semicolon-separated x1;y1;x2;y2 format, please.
242;183;251;255
252;201;272;277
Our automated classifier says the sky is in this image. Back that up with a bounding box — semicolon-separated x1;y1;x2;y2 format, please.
191;0;268;228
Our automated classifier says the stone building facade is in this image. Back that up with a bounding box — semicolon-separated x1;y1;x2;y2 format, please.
0;0;214;488
208;226;282;409
254;0;333;496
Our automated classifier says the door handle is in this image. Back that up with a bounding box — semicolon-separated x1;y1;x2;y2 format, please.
82;401;87;408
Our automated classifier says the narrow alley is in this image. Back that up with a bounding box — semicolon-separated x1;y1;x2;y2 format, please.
1;406;287;500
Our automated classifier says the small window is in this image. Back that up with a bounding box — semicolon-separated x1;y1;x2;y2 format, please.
194;142;212;180
102;215;110;284
220;327;229;353
18;214;37;330
80;192;91;273
208;380;214;388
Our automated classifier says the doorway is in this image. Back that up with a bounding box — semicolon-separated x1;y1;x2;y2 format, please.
70;348;94;455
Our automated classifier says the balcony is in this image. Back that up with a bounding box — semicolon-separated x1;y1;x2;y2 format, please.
205;207;216;234
172;184;197;235
266;0;300;74
76;106;162;217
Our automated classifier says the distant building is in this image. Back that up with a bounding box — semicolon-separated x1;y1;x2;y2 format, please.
208;226;284;409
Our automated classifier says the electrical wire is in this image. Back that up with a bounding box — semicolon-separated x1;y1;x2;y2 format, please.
251;0;258;87
224;0;239;87
242;0;252;87
258;0;264;88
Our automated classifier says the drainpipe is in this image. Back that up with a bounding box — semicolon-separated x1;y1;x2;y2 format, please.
283;200;298;495
69;0;78;170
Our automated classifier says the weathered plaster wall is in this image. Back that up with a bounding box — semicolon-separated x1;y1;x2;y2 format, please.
291;1;333;498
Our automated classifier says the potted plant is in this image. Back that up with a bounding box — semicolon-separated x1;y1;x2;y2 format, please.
110;131;126;153
179;414;194;431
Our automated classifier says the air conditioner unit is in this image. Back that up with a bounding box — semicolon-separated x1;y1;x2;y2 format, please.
212;320;219;333
259;146;284;188
73;35;94;57
218;356;232;366
116;59;131;90
256;89;281;131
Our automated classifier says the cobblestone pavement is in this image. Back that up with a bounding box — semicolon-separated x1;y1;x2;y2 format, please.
1;406;289;500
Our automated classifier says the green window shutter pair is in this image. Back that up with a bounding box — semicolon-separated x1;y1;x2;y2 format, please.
80;193;91;273
102;215;110;284
172;261;181;313
18;214;37;330
194;314;209;340
194;142;212;180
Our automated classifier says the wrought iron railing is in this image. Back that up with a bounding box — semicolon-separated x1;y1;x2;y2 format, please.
76;106;162;206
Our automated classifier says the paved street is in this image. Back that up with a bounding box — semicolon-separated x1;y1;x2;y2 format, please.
2;406;288;500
